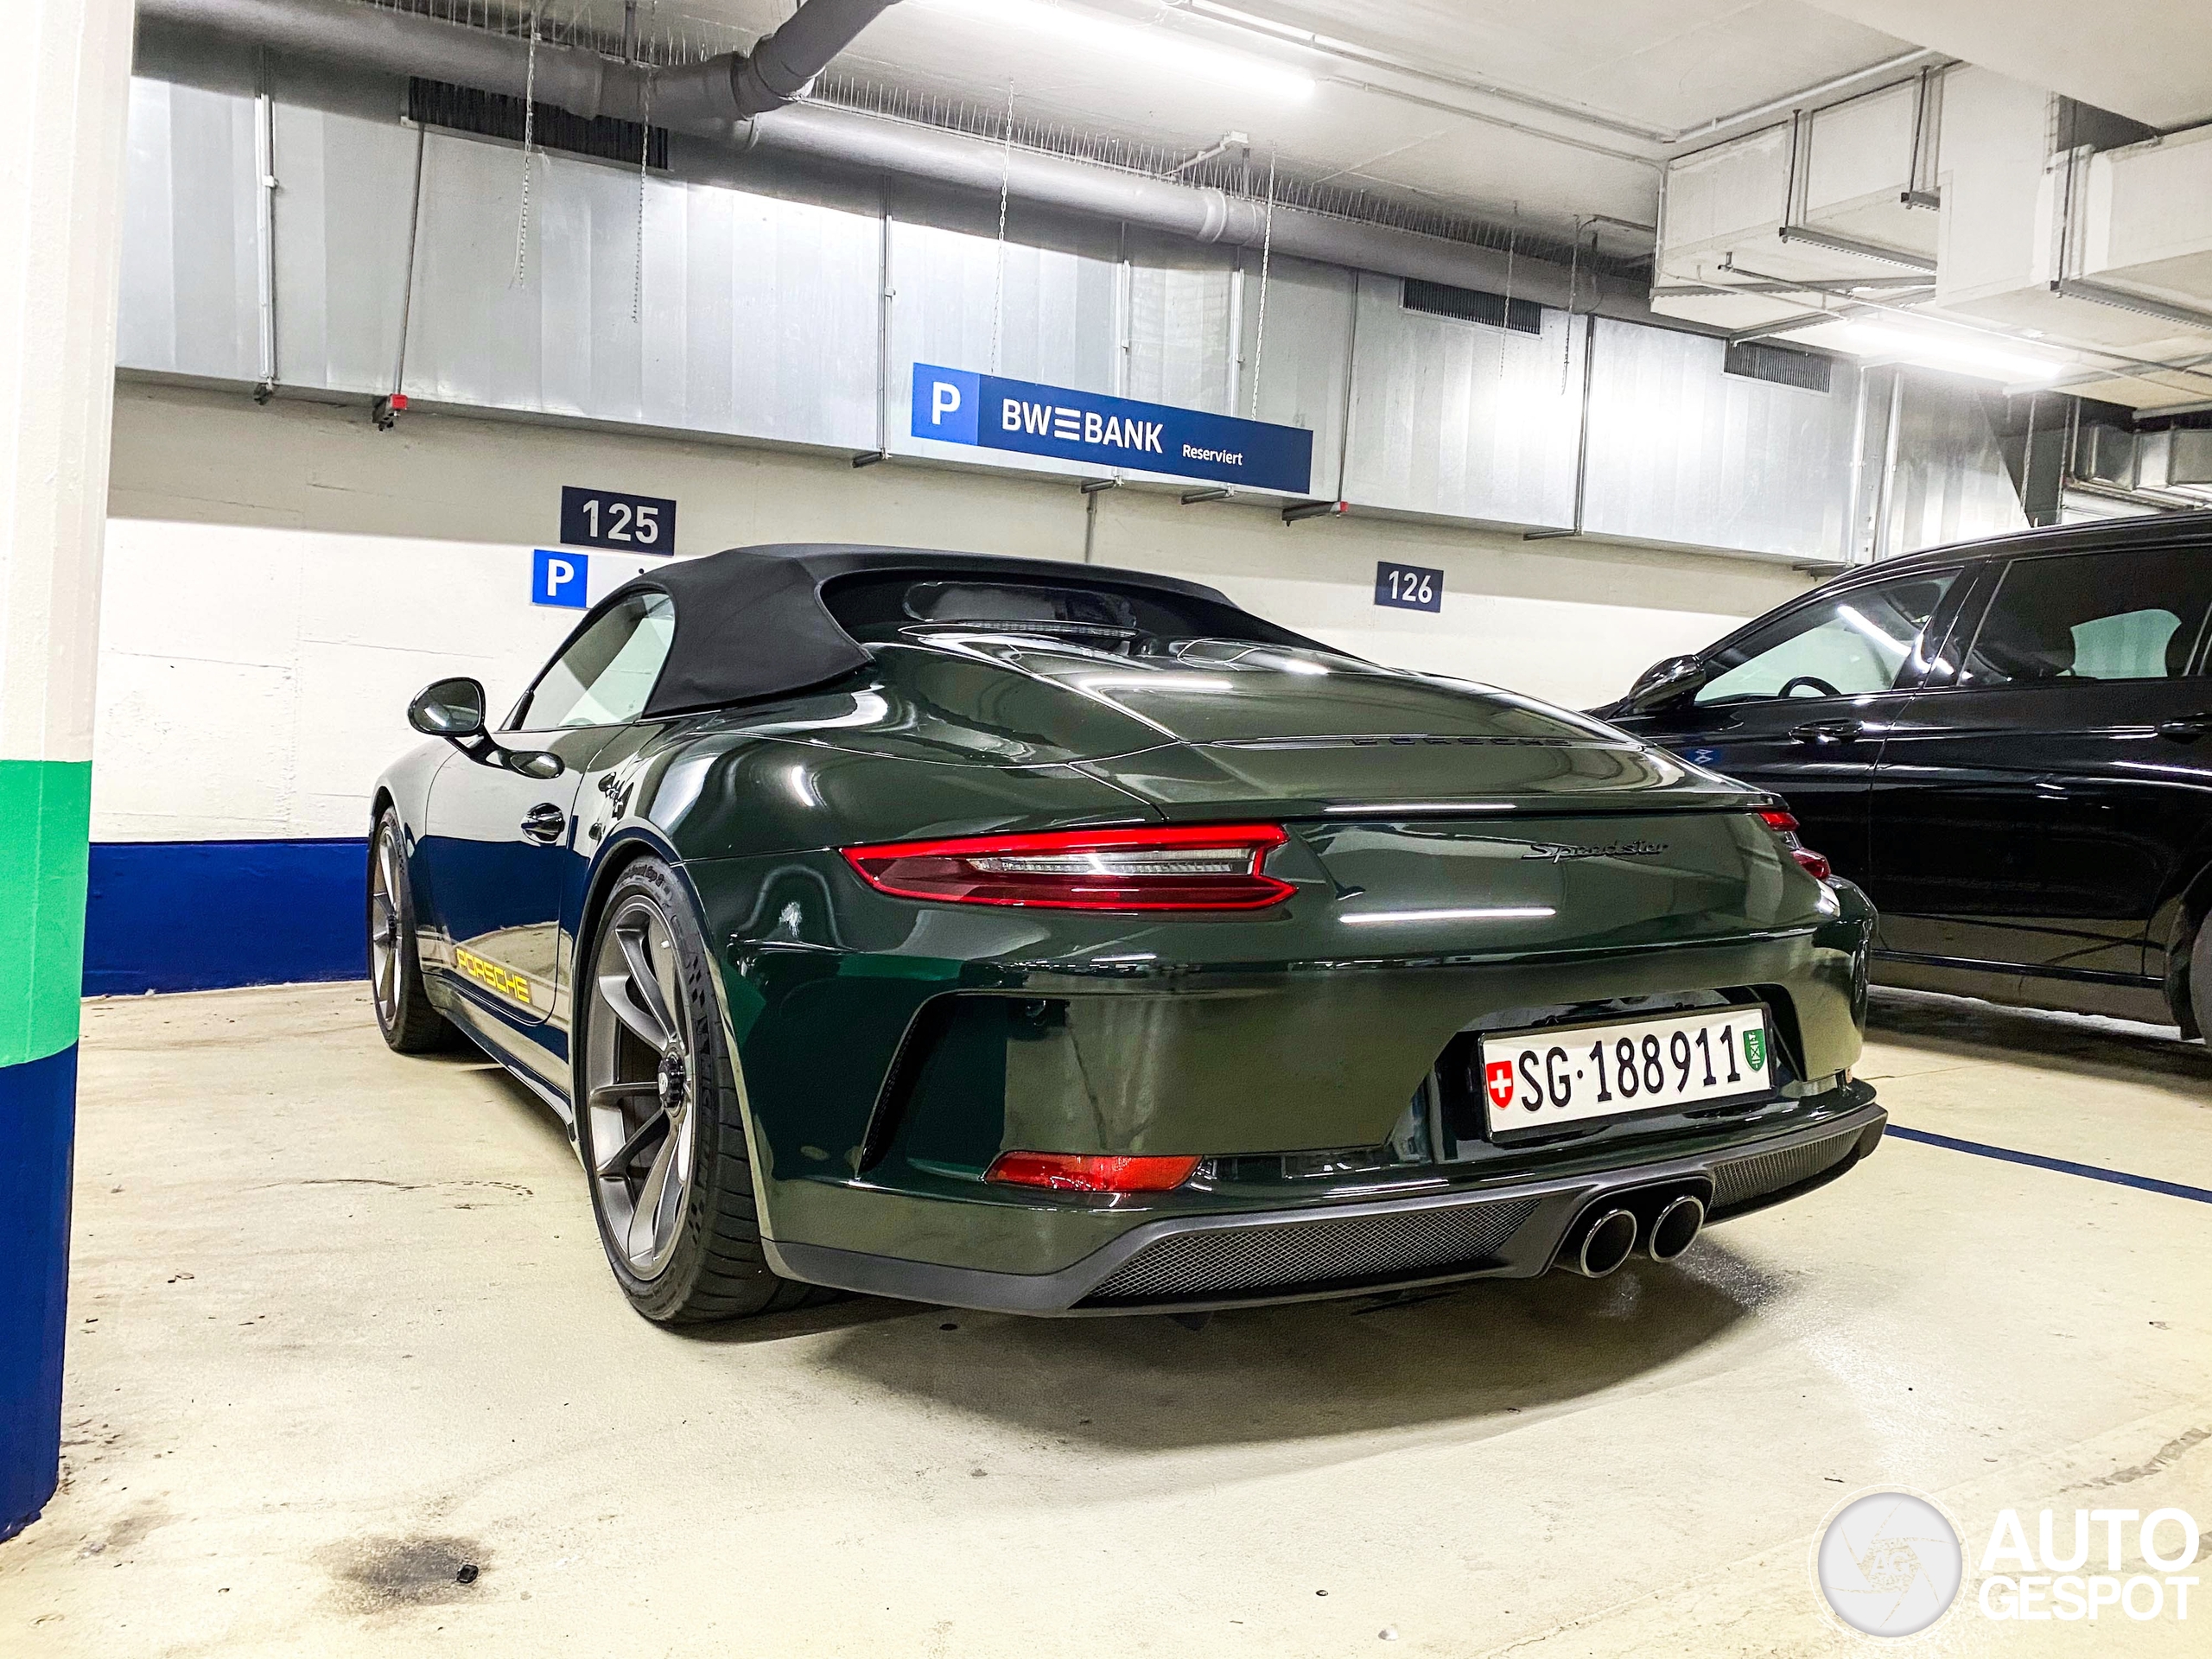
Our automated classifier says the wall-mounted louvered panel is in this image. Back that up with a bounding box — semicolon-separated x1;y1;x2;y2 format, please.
1581;317;1860;561
1342;273;1582;528
1124;230;1236;416
1883;370;2028;553
887;208;1122;476
401;136;878;448
117;78;262;382
269;105;418;395
1236;254;1354;502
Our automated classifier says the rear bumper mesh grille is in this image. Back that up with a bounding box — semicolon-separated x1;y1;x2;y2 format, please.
1080;1196;1539;1306
1712;1127;1861;1211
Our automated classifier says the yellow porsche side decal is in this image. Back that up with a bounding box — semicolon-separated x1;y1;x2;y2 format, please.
454;947;534;1007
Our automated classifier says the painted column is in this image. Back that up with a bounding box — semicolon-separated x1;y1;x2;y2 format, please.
2;0;136;1542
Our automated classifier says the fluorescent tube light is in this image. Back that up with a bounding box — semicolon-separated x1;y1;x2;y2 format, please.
912;0;1316;100
1816;321;2065;384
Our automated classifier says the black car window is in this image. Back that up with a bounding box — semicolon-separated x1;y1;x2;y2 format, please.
1694;570;1957;706
517;592;677;729
823;572;1300;653
1957;547;2212;686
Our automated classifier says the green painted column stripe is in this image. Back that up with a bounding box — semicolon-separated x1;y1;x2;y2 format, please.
0;760;92;1071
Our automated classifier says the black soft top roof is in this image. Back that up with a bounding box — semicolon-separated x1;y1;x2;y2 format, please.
594;544;1325;717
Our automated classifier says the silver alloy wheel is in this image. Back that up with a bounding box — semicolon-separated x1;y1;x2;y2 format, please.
369;821;404;1031
586;894;698;1280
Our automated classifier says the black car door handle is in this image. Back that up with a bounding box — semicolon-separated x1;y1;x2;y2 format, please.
520;803;568;844
2157;713;2212;741
1789;718;1867;745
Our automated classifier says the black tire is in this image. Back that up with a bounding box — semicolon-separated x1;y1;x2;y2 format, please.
2189;915;2212;1040
576;856;826;1324
369;808;460;1054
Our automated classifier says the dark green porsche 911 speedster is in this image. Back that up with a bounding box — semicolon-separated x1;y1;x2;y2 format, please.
369;544;1884;1323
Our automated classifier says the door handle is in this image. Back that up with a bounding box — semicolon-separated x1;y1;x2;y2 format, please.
1789;718;1867;746
520;803;568;844
2157;713;2212;742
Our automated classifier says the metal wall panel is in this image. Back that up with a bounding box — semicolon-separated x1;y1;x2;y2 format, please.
1343;273;1582;527
1236;254;1354;501
270;105;420;395
643;171;882;448
1125;232;1236;414
887;213;1122;477
402;137;878;447
118;67;1991;561
1581;317;1859;560
1885;371;2027;554
117;76;261;381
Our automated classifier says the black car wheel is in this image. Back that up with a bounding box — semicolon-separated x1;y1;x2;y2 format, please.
578;856;822;1323
2190;918;2212;1040
369;809;459;1054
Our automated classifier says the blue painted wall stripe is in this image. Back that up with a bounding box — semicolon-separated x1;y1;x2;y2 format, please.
1;1044;76;1541
1886;1123;2212;1206
85;839;367;995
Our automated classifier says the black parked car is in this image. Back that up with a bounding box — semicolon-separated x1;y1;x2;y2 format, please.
1599;512;2212;1034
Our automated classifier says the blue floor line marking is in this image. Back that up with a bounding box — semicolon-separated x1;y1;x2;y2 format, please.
1886;1124;2212;1206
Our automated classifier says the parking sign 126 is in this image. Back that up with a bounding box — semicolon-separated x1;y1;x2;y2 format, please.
1375;560;1442;613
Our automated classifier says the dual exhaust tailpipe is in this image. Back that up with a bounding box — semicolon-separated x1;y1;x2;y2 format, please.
1560;1192;1706;1277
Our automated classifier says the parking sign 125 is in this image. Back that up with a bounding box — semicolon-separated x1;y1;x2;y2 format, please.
1375;560;1442;613
560;486;675;553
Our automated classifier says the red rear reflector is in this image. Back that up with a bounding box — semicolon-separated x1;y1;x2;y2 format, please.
984;1152;1202;1193
841;823;1294;911
1757;809;1832;882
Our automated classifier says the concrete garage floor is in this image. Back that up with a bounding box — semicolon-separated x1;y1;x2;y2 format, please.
4;986;2210;1656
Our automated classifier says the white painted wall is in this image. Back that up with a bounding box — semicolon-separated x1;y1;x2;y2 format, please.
98;381;1815;842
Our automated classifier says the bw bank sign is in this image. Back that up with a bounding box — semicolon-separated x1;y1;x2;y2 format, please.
912;364;1314;495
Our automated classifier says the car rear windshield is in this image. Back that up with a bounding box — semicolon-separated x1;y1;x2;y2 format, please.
823;572;1302;653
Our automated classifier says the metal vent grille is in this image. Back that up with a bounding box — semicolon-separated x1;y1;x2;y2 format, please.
1081;1198;1538;1306
1402;278;1543;335
1713;1128;1858;1209
1723;340;1834;394
408;78;669;169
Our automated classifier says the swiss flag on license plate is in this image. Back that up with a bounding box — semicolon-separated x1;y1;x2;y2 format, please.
1485;1058;1516;1112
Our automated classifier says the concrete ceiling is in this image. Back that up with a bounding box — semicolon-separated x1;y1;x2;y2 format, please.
1220;0;1917;132
583;0;1929;246
1805;0;2212;130
559;1;2210;255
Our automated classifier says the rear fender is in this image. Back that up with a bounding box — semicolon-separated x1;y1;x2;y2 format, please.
571;824;787;1235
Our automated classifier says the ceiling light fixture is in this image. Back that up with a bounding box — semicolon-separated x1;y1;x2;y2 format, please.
1811;321;2067;384
910;0;1316;100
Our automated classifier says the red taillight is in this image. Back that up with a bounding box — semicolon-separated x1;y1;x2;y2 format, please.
840;823;1294;912
984;1152;1202;1192
1758;809;1833;882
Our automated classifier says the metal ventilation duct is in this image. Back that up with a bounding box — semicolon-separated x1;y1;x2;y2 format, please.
137;0;1665;325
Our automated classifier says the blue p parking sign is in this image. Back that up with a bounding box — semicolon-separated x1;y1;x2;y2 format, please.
533;549;588;608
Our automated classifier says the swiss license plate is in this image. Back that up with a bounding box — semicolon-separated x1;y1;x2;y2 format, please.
1480;1006;1773;1140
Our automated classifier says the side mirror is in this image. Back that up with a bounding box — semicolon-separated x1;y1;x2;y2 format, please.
1624;655;1708;714
407;677;565;779
409;677;486;739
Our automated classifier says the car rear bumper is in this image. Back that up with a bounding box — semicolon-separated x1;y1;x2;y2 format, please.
766;1089;1885;1316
